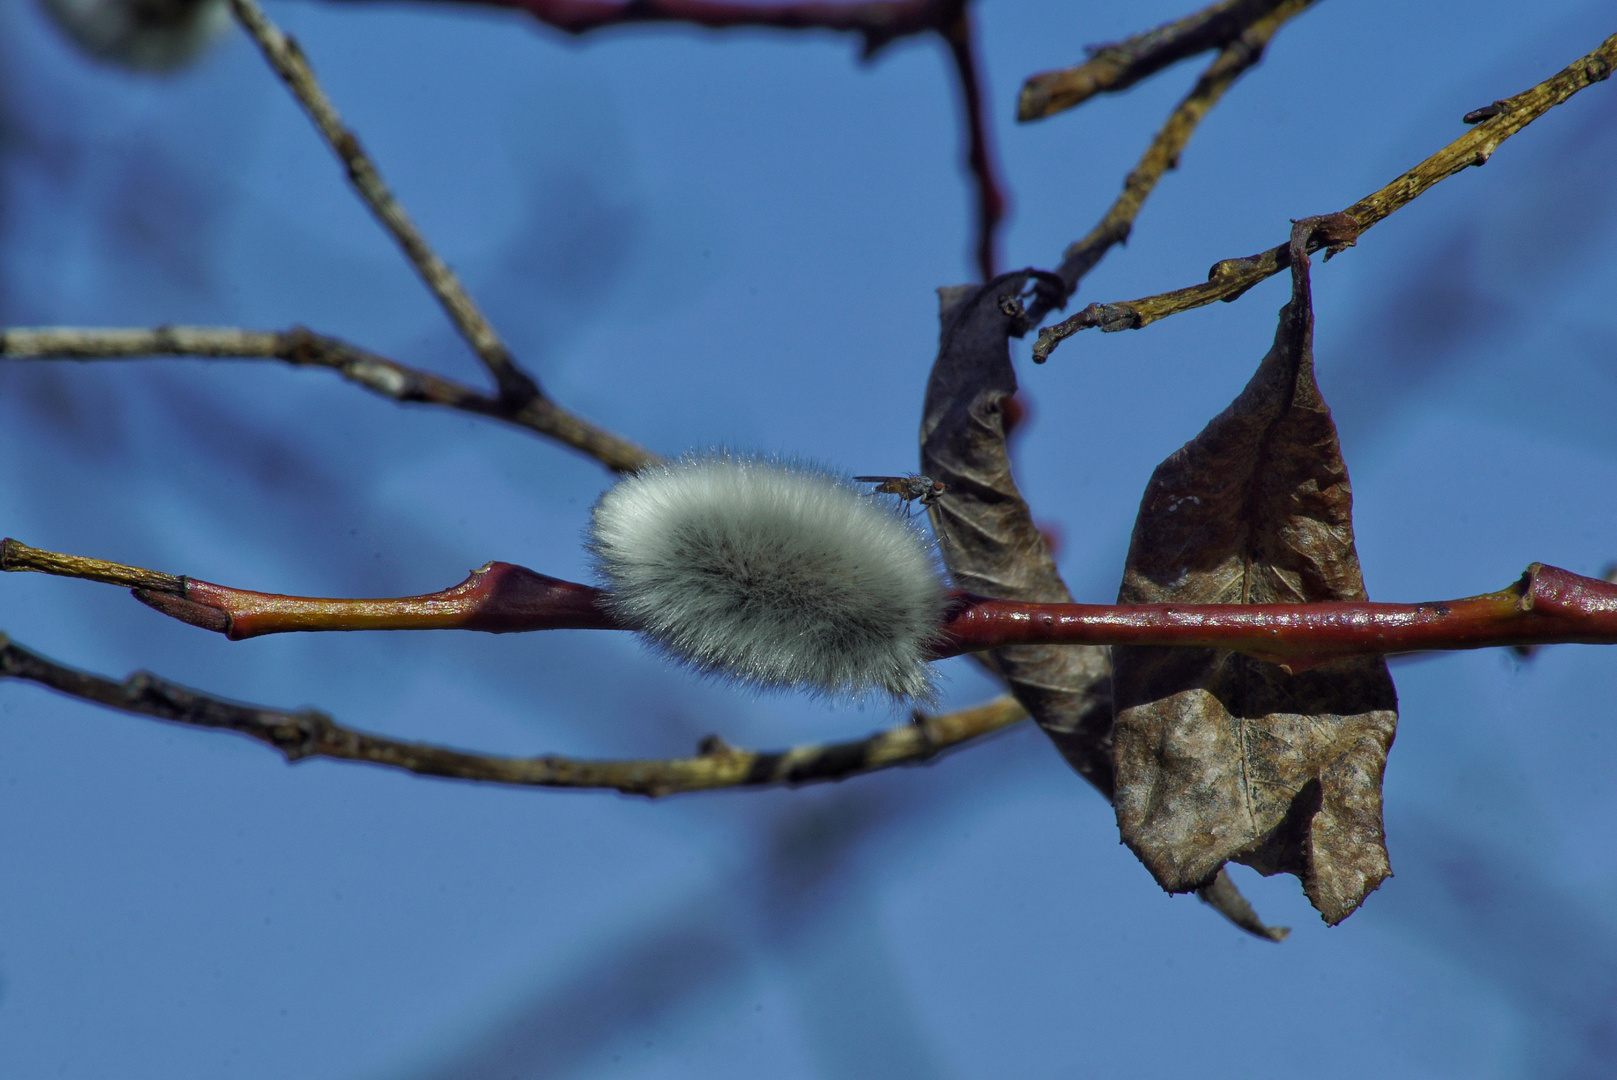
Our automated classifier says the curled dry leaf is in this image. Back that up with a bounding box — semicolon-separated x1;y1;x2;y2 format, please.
920;272;1114;790
1111;219;1398;925
920;271;1286;941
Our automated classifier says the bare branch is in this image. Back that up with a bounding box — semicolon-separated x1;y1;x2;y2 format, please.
939;2;1004;280
366;0;958;57
942;566;1617;668
1026;0;1312;321
1017;0;1311;121
0;326;659;473
10;539;1617;669
1032;31;1617;361
227;0;539;403
0;633;1028;796
0;541;182;593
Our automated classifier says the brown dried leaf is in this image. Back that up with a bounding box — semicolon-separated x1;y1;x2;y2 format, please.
921;271;1115;791
1111;219;1398;925
920;272;1286;941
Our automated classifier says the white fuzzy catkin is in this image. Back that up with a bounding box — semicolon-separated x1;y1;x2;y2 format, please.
588;453;948;701
40;0;230;72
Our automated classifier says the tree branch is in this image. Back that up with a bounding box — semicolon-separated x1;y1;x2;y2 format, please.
10;540;1617;669
1032;31;1617;362
1025;0;1312;322
228;0;540;404
367;0;956;57
1017;0;1311;121
938;2;1003;281
0;326;658;473
0;632;1028;797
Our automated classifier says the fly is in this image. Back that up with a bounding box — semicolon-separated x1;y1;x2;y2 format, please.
854;475;946;517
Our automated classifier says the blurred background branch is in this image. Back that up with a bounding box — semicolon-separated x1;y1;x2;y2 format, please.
231;0;544;403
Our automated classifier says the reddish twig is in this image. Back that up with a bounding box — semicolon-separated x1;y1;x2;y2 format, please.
1032;31;1617;362
938;567;1617;669
141;561;615;639
939;2;1004;280
381;0;953;56
8;540;1616;669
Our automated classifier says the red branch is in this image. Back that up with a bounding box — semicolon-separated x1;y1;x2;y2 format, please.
416;0;951;53
29;551;1606;670
13;541;1611;667
939;3;1004;280
134;562;617;639
936;565;1617;670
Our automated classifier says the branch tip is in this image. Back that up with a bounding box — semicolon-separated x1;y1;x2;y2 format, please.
1033;30;1617;361
1;537;185;594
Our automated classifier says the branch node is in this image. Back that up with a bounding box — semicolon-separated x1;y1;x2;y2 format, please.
282;710;335;760
697;733;737;757
1462;99;1509;124
907;708;941;759
1094;302;1143;333
119;670;157;707
132;588;233;635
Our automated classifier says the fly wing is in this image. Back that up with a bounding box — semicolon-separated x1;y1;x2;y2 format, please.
853;476;906;495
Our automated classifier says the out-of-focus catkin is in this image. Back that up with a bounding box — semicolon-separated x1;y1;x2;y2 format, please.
40;0;230;72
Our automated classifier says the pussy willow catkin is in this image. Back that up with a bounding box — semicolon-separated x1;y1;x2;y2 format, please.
588;453;947;701
41;0;229;72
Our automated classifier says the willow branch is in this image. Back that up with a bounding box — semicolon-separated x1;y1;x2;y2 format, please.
1017;0;1310;121
10;540;1617;668
939;2;1003;280
1032;31;1617;361
228;0;539;404
0;633;1028;797
1025;0;1311;322
361;0;956;56
0;326;658;474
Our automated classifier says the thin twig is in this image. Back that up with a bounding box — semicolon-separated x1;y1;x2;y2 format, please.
368;0;956;57
938;2;1004;281
0;633;1028;796
1017;0;1309;121
0;542;182;593
0;326;659;473
227;0;539;403
1032;31;1617;362
1025;0;1312;322
10;540;1617;668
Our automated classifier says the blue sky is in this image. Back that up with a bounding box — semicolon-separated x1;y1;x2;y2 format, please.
2;1;1616;1077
